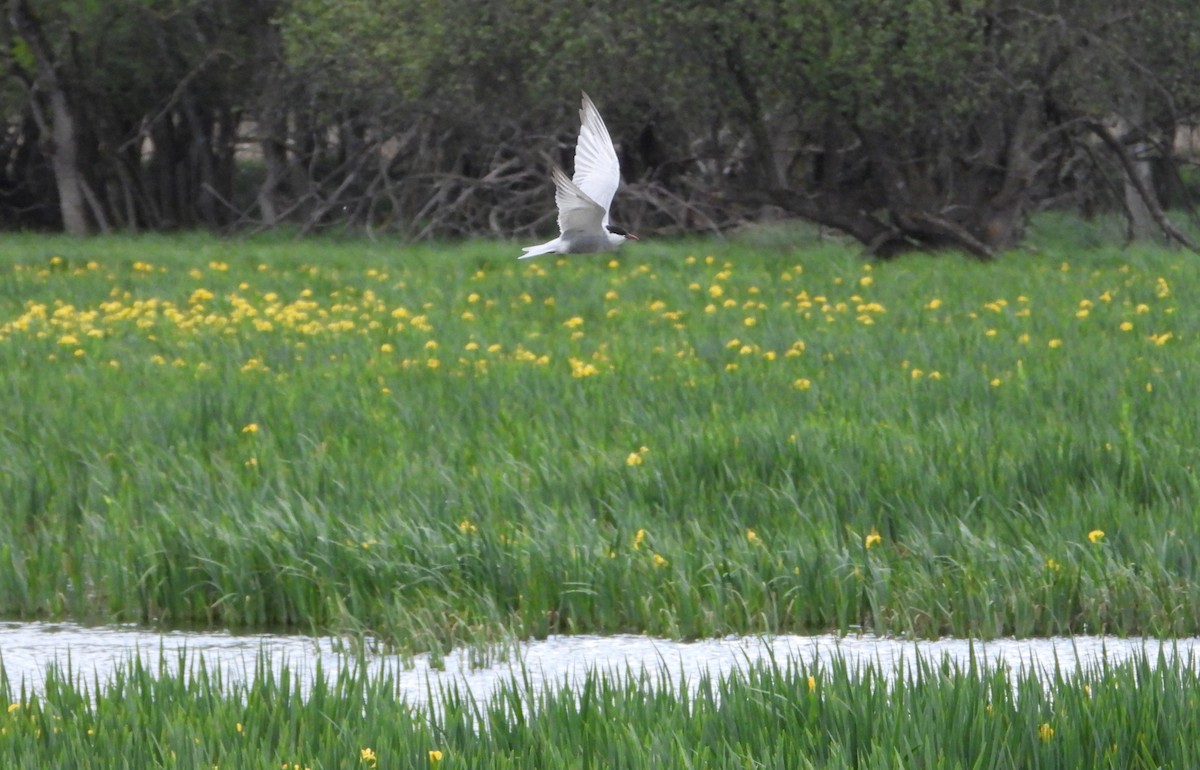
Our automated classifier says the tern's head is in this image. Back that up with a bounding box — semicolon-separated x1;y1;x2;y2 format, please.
606;225;639;243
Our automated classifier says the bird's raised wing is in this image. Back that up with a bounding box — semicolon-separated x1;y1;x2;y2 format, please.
572;92;621;226
553;165;606;236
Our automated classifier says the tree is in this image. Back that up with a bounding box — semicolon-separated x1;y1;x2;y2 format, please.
1;0;274;233
1;0;1197;253
7;0;89;234
640;0;1200;257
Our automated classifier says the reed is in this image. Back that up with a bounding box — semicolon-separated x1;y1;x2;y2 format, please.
2;647;1198;769
0;220;1198;646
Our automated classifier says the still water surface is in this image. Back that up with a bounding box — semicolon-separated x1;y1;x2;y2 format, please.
2;621;1197;704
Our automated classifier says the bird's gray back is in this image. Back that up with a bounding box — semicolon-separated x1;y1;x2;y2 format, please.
561;230;620;254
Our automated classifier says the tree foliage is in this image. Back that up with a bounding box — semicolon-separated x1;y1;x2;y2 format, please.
2;0;1197;254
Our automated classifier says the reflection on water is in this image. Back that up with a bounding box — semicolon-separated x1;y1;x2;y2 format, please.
2;621;1197;704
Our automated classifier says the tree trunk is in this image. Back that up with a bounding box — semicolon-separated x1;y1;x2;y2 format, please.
1123;140;1157;240
1110;94;1159;242
43;89;88;235
9;0;89;235
1090;120;1197;251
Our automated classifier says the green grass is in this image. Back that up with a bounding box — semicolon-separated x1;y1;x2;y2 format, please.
1;220;1199;649
2;648;1199;769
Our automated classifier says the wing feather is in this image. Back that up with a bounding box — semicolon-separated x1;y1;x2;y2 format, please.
572;92;621;226
553;165;605;236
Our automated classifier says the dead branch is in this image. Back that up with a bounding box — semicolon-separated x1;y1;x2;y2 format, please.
1088;120;1199;251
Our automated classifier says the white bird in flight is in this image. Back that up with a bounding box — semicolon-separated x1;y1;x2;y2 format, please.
520;92;638;258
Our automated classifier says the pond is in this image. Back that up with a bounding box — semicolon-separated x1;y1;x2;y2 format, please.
3;621;1197;704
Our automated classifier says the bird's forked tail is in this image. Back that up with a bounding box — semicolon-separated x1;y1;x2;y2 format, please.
519;239;559;259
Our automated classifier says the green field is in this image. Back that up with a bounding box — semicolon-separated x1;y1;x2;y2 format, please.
1;221;1199;651
3;221;1200;767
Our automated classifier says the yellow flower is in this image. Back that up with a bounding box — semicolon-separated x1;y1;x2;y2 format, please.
429;749;444;763
360;747;377;765
807;675;816;692
459;519;477;534
1045;558;1061;573
236;722;243;733
241;423;259;434
793;378;812;391
746;528;761;545
1038;722;1054;742
626;451;644;467
632;529;647;550
1047;339;1062;349
652;553;669;568
1119;321;1133;332
1088;529;1105;543
569;357;599;378
864;528;882;549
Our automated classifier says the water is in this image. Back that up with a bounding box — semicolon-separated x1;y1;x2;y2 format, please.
2;621;1197;705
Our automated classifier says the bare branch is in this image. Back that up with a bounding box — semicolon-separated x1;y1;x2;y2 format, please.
1088;120;1199;252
